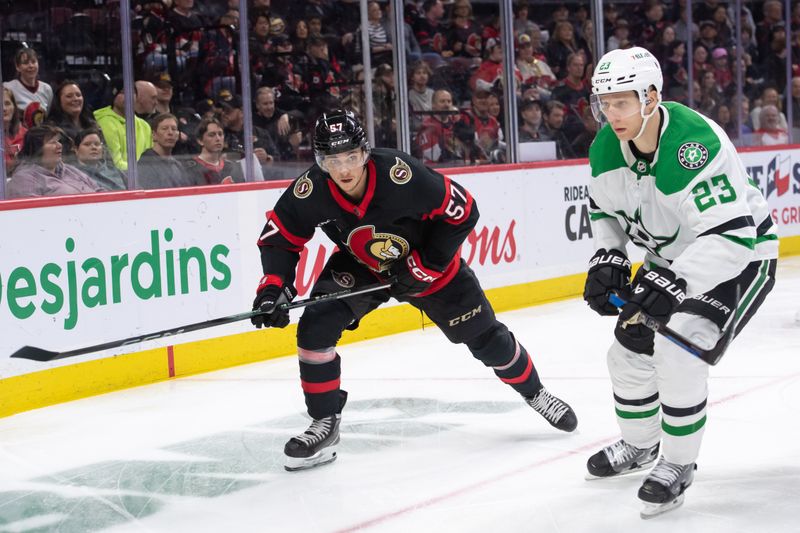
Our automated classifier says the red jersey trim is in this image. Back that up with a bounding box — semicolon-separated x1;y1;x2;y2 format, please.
325;160;377;219
268;211;311;248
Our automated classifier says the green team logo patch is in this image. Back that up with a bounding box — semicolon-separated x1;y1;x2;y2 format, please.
677;142;709;170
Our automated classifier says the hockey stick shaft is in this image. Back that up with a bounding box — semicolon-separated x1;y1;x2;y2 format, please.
11;282;392;362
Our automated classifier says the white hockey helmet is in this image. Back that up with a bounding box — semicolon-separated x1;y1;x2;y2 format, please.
589;47;663;136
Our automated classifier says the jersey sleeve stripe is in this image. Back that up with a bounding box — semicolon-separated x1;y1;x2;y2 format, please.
697;215;755;238
720;234;756;249
269;212;312;248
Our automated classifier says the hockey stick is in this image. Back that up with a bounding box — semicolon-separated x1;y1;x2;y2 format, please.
608;293;737;366
10;281;393;362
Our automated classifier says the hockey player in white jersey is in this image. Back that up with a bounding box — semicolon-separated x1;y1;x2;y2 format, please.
583;47;778;518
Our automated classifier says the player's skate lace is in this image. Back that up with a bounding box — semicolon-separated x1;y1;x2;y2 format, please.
647;456;686;487
526;388;569;423
524;387;577;431
292;416;335;447
607;440;644;466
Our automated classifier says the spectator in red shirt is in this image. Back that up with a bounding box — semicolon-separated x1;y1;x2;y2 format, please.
414;89;462;165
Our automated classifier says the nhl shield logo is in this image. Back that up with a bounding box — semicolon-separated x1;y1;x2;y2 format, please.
390;157;413;184
293;172;313;199
346;225;409;272
677;142;709;170
331;270;355;288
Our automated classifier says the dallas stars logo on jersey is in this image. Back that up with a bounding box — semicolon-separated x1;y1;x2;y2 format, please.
678;142;709;170
615;207;679;256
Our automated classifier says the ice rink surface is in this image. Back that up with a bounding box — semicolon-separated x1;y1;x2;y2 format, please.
1;257;798;533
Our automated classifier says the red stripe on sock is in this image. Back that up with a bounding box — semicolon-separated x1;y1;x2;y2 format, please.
500;355;533;384
301;378;341;393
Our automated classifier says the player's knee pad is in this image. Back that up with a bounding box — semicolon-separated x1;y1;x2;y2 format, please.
297;300;355;350
465;322;516;367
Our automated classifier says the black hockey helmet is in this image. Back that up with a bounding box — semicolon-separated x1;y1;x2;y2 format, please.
313;109;370;168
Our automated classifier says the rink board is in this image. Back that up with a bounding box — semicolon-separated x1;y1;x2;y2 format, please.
2;146;800;417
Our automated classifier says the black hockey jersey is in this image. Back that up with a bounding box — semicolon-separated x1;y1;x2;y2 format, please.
257;147;478;295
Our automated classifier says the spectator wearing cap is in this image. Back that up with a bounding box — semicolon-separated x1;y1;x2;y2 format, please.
602;3;618;37
218;94;279;166
471;39;522;94
516;35;555;101
606;18;631;52
183;117;243;185
710;47;733;92
458;88;502;157
152;73;175;115
542;100;575;159
3;87;27;172
44;81;97;144
519;98;550;142
3;48;53;115
93;81;153;171
138;113;195;189
8;125;100;198
261;35;305;111
698;21;719;51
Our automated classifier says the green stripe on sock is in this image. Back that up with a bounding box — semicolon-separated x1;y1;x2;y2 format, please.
662;415;707;436
616;406;660;419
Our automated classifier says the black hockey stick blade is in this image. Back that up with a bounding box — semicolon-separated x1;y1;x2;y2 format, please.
608;293;736;366
11;281;393;362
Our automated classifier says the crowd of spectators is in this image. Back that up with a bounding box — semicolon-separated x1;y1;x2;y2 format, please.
2;0;800;198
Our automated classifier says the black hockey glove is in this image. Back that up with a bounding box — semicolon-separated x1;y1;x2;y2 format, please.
615;267;687;355
252;274;297;329
389;251;442;298
583;248;631;316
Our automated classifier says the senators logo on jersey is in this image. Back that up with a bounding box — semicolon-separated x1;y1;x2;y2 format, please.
293;172;313;199
390;157;413;184
346;225;410;272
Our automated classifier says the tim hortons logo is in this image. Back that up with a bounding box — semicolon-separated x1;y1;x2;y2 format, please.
345;225;410;272
463;220;517;266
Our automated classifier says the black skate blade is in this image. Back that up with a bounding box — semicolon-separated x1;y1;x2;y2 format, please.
585;461;654;481
640;494;685;519
284;448;338;472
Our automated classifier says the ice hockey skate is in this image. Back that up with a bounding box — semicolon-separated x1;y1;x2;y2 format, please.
284;414;342;472
524;387;578;432
585;439;659;480
638;456;697;519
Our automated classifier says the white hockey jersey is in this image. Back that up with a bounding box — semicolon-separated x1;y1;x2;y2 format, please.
588;102;778;297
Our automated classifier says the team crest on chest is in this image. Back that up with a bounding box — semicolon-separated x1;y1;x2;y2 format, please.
390;157;413;184
615;207;679;256
677;142;709;170
293;172;313;199
331;270;355;288
346;225;409;272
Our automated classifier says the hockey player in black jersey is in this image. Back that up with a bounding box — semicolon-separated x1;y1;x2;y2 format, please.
253;109;577;471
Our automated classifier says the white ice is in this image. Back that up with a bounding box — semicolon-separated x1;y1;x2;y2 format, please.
1;257;798;533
